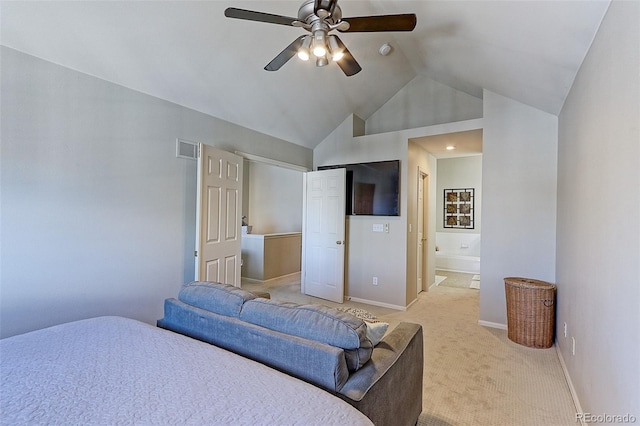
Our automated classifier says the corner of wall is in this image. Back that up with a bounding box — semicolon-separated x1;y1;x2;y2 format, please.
353;114;365;137
314;114;357;168
365;75;483;135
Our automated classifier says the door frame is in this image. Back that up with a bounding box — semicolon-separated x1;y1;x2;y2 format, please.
417;167;429;295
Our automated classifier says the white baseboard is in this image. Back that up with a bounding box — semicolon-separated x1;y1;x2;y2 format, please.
346;296;407;311
556;342;583;425
241;272;301;285
405;297;418;310
478;320;507;330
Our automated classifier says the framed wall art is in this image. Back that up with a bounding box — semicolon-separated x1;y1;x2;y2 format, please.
444;188;475;229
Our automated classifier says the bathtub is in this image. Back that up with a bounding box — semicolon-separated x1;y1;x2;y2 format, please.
435;252;480;274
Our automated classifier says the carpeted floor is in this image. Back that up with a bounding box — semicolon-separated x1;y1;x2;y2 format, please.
243;275;576;426
436;270;479;289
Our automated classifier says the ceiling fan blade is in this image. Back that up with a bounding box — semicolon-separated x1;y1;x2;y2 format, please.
264;36;306;71
333;37;361;77
224;7;298;27
314;0;338;18
339;14;417;32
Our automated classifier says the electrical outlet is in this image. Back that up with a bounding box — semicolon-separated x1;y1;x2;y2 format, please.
572;337;576;356
564;322;567;338
372;277;378;286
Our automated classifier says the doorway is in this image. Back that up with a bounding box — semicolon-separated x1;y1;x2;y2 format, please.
417;168;429;296
237;154;307;292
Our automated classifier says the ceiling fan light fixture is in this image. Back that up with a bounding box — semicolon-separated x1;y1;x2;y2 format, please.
316;55;329;67
224;2;417;76
315;0;337;19
312;30;327;57
328;35;344;61
297;36;312;61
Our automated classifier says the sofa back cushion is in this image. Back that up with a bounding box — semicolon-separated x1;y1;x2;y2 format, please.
240;299;373;371
178;281;256;318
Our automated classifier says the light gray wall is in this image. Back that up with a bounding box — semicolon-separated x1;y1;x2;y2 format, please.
557;0;639;415
315;116;409;308
314;113;482;308
0;47;312;338
480;90;558;327
246;161;303;234
365;74;483;135
436;156;483;234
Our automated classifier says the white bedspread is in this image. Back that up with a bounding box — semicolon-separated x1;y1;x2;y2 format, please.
0;316;372;425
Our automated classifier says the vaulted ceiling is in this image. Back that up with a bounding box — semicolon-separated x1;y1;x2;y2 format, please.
1;1;610;149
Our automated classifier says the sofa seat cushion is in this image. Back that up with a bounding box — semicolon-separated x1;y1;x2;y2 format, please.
178;281;257;318
240;299;373;371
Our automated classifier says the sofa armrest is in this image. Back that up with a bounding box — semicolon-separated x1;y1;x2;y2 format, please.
336;322;423;426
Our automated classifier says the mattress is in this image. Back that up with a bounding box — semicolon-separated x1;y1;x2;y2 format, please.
0;316;372;425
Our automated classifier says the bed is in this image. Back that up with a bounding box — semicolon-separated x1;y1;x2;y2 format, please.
0;316;373;425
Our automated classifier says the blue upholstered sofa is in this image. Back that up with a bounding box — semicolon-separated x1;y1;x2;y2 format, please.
157;281;423;426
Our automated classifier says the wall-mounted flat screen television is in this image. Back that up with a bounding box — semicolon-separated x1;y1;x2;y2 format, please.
318;160;400;216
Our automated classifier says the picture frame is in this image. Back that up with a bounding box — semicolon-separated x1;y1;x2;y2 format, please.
443;188;475;229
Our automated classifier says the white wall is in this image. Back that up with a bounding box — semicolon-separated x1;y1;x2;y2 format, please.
480;90;558;327
435;233;481;258
0;47;312;338
314;114;482;307
556;0;639;415
366;75;483;135
436;156;483;234
315;117;409;308
245;161;303;234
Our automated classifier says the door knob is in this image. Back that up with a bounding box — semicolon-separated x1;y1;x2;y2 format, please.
336;241;344;245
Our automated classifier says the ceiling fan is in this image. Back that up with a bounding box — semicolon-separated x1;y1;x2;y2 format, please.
224;0;417;76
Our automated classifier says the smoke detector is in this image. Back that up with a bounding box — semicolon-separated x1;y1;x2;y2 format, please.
379;43;392;56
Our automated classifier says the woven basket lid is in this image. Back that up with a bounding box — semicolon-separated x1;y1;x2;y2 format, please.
504;277;556;289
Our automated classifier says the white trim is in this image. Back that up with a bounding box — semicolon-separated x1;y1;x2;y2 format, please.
416;166;429;297
346;296;407;311
429;279;441;289
234;151;310;172
176;138;199;160
405;297;418;310
478;320;507;330
556;343;583;424
194;143;203;280
240;272;301;286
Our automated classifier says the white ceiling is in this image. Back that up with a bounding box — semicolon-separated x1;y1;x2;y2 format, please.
411;129;483;159
0;1;610;150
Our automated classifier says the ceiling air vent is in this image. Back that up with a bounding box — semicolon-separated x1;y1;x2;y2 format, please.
176;139;199;160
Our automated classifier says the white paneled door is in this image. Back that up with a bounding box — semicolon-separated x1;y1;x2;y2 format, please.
195;145;243;286
302;168;346;303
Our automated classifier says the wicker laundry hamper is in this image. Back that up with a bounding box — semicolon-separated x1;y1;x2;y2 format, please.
504;277;557;348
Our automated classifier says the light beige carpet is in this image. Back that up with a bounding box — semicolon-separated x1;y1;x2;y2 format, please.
242;275;576;426
436;270;478;290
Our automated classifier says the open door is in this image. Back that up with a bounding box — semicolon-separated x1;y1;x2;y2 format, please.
195;144;243;286
302;168;346;303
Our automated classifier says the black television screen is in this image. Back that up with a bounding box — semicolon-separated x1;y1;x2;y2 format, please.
319;160;400;216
